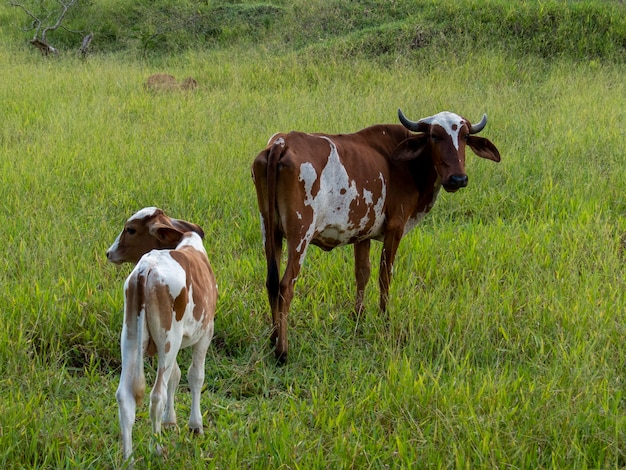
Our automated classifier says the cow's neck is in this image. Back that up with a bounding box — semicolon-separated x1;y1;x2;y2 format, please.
401;156;441;235
412;153;439;204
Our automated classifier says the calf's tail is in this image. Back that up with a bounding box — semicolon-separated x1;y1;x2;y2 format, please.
131;272;148;406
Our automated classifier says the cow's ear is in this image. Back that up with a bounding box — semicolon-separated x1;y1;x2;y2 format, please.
150;223;183;246
391;134;428;161
468;136;501;162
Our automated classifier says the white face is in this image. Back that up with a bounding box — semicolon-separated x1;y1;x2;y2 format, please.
420;111;466;150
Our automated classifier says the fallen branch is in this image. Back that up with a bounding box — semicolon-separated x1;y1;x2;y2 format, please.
10;0;79;55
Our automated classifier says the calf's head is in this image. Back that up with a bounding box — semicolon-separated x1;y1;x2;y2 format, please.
395;109;501;192
106;207;204;265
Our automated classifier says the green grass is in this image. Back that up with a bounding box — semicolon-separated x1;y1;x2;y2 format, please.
1;3;626;467
2;0;626;61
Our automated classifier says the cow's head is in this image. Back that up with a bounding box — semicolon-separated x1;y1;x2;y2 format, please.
106;207;205;265
395;109;501;192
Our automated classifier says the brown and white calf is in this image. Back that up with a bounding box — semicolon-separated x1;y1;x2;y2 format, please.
106;207;217;462
252;110;501;362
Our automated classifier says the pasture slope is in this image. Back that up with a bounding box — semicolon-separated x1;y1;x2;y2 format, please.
0;0;625;468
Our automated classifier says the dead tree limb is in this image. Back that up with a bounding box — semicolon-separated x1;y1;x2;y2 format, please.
10;0;79;55
79;32;93;58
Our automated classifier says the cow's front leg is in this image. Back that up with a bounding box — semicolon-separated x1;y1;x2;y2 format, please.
354;239;371;317
379;229;403;312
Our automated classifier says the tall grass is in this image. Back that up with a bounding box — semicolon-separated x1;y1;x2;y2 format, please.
0;35;625;470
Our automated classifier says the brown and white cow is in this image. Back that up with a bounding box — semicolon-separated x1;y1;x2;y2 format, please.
106;207;218;462
252;110;501;363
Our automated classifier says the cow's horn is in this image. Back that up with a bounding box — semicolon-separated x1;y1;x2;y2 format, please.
469;114;488;134
397;108;421;132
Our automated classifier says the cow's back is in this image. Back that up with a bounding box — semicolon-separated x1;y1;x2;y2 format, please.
254;125;414;250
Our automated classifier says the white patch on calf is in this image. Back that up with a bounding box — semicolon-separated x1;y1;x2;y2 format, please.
136;251;187;303
129;207;159;222
108;232;122;254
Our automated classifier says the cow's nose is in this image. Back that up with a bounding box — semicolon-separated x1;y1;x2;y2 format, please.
449;174;468;188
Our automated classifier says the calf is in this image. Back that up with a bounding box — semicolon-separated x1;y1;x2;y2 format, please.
106;207;218;462
252;110;501;362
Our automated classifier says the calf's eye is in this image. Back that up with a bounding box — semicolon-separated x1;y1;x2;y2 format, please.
126;228;136;235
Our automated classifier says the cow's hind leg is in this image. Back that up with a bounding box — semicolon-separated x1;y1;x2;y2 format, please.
354;239;371;317
266;232;282;347
275;238;307;364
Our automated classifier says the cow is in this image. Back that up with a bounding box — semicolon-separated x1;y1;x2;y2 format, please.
106;207;218;463
252;109;501;363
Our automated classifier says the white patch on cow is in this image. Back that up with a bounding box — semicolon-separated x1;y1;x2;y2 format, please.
296;161;318;256
363;189;373;205
420;111;465;151
303;137;359;245
297;137;386;254
296;212;302;220
370;173;386;234
268;134;282;146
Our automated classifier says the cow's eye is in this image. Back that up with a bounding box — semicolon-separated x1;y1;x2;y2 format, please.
430;134;438;142
464;134;470;140
126;227;136;235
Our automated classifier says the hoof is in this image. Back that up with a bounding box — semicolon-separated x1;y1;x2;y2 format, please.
275;350;288;366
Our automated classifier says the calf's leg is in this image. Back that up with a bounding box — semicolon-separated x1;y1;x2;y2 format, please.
150;334;182;455
117;323;145;462
188;328;213;433
163;361;181;426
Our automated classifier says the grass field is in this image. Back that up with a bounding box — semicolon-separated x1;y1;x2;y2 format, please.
1;4;626;468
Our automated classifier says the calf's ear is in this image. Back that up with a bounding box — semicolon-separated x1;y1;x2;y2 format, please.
467;136;501;162
150;223;184;247
391;134;428;162
171;219;205;239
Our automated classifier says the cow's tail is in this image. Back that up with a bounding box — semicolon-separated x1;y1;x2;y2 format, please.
265;140;284;307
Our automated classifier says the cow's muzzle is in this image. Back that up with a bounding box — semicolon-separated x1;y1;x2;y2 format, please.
444;174;468;192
